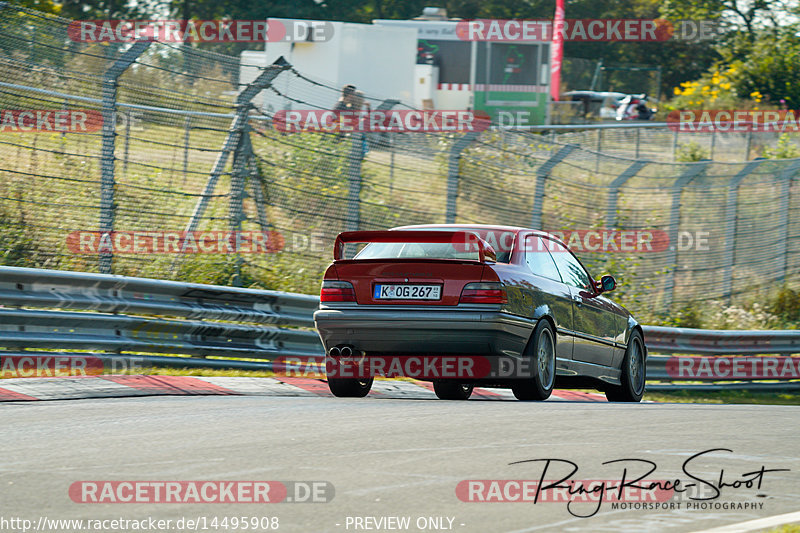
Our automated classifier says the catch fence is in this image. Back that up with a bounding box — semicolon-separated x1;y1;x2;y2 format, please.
1;4;799;318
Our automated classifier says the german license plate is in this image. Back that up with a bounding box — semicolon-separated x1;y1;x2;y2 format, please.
374;284;441;300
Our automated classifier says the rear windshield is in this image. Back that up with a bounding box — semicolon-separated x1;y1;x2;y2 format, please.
354;242;511;263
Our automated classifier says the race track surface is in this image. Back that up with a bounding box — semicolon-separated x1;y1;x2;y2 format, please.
1;378;798;533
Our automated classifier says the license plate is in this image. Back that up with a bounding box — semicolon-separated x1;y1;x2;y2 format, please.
374;284;441;300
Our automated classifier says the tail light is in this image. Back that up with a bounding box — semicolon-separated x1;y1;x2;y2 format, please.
320;280;356;302
460;282;507;304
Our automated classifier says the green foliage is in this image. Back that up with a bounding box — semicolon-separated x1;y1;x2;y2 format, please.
762;134;800;159
724;29;800;108
675;142;710;162
667;302;705;328
769;286;800;324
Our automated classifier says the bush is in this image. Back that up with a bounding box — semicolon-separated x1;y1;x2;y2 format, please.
675;142;710;162
762;134;800;159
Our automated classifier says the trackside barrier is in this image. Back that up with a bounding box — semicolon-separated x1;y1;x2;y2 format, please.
642;325;800;391
0;266;324;367
1;267;798;390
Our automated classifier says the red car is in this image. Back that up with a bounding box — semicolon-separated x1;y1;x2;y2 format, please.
313;224;646;402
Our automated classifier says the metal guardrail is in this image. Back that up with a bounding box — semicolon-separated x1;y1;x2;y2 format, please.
0;266;324;366
641;325;800;355
642;325;800;391
1;267;798;391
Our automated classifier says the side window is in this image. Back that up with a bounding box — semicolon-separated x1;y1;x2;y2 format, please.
546;239;592;290
524;236;561;281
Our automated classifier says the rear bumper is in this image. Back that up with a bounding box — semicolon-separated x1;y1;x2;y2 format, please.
313;306;533;357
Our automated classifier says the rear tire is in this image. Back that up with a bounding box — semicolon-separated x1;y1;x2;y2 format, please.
433;381;473;400
327;377;373;398
512;320;556;401
605;331;645;403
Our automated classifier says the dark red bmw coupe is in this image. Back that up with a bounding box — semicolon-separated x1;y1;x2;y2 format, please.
313;224;646;402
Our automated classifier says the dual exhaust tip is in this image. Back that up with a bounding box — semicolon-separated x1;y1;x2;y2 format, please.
328;345;354;358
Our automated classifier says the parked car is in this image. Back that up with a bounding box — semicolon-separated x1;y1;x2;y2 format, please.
313;225;646;402
563;90;627;121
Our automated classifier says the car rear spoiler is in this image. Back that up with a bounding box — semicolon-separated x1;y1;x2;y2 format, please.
334;230;497;263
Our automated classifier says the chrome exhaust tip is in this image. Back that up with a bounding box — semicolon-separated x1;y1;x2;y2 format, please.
340;346;353;358
329;346;341;357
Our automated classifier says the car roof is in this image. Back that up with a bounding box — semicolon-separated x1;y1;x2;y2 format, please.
391;223;556;240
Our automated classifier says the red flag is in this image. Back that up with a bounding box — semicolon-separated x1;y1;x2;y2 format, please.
549;0;565;101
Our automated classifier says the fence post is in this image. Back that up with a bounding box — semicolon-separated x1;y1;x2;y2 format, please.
227;125;252;287
744;129;753;161
709;129;716;160
186;56;290;234
663;161;710;309
238;132;271;233
99;39;151;274
345;133;364;233
530;145;575;229
672;129;679;161
445;131;478;223
605;161;648;228
634;128;641;159
721;159;763;302
595;129;603;171
775;160;800;284
122;111;131;179
182;116;191;185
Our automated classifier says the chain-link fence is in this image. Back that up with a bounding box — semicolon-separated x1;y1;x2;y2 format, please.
1;4;799;320
541;124;800;162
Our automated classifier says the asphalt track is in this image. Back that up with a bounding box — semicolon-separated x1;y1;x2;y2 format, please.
1;380;799;533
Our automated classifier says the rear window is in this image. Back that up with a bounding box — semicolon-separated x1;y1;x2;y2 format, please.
355;242;481;261
354;241;511;263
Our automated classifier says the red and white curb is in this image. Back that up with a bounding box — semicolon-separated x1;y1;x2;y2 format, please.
0;375;608;402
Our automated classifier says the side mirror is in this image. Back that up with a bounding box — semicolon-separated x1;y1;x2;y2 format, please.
599;275;616;293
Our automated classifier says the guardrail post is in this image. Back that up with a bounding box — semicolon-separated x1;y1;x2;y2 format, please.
606;160;648;228
186;57;290;234
445;131;478;223
530;145;575;229
99;39;151;274
663;161;710;309
775;159;800;284
721;159;763;302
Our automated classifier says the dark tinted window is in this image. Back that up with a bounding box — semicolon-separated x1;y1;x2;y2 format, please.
417;40;470;83
525;236;561;281
547;239;591;289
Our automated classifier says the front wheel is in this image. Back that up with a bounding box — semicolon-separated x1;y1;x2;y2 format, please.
327;377;373;398
605;331;645;403
512;320;556;401
433;381;473;400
